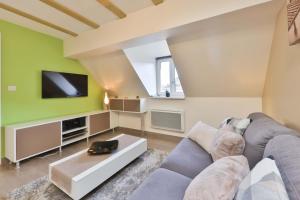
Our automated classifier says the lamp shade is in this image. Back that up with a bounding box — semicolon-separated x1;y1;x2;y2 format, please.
104;92;109;105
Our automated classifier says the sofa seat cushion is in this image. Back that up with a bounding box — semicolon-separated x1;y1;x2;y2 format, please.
129;168;192;200
244;113;297;168
263;135;300;200
161;138;213;178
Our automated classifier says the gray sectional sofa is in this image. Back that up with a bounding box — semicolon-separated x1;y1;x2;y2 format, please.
129;113;300;200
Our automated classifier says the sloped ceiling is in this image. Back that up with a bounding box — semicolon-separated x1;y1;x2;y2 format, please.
80;0;283;97
168;2;279;97
0;0;159;39
80;50;148;97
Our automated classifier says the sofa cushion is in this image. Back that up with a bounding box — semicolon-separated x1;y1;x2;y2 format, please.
236;158;289;200
219;117;252;135
161;138;213;178
243;113;297;168
187;121;218;153
210;129;245;161
184;156;249;200
248;112;271;120
129;168;191;200
263;135;300;200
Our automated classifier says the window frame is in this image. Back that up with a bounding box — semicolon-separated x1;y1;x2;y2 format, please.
156;56;184;97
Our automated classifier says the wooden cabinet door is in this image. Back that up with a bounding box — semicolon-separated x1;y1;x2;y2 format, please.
16;122;61;160
124;99;140;112
110;99;123;111
90;112;110;135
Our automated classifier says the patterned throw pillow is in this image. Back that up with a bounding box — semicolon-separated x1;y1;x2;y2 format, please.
220;117;252;135
235;158;289;200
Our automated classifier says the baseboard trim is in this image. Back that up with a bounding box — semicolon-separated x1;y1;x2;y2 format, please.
0;157;9;165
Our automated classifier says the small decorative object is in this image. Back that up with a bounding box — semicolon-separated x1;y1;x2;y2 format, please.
104;92;110;110
114;96;118;98
136;96;140;99
166;90;170;97
287;0;300;45
88;140;119;155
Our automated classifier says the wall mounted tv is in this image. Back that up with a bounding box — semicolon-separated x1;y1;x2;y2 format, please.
42;71;88;98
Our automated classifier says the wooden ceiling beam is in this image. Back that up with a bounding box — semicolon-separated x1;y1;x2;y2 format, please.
40;0;99;29
0;2;78;36
96;0;126;19
152;0;164;6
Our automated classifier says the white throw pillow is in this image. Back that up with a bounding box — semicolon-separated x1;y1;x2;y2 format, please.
220;117;252;135
184;155;250;200
187;121;218;153
235;158;289;200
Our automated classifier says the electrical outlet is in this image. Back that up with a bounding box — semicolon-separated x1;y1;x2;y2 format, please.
8;85;16;92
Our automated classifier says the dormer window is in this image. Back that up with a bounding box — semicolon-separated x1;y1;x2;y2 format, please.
124;40;185;98
156;56;184;97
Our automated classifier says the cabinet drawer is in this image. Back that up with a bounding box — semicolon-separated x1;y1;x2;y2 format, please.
90;112;110;135
110;99;123;111
16;122;61;160
124;99;140;112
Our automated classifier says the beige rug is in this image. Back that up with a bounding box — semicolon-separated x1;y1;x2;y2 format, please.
7;149;168;200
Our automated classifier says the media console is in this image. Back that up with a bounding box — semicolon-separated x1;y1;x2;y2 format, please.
5;98;147;168
5;110;118;168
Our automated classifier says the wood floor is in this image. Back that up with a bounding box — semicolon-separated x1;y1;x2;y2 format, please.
0;129;182;199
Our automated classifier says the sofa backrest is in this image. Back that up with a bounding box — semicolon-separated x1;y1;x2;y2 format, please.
243;112;297;168
263;135;300;200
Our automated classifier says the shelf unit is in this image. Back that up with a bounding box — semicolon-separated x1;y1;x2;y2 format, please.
109;98;147;132
62;126;88;135
61;116;88;145
109;98;146;113
5;110;117;167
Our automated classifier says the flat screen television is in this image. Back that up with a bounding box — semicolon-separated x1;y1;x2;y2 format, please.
42;71;88;98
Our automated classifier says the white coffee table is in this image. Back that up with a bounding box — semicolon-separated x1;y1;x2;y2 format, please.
49;134;147;200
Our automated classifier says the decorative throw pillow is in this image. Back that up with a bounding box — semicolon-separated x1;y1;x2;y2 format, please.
220;117;252;135
210;129;245;161
187;121;218;153
235;158;289;200
184;155;250;200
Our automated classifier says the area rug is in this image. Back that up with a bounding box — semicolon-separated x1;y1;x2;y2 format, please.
7;149;168;200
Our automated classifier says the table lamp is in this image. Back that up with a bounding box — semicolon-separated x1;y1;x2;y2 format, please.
104;92;110;110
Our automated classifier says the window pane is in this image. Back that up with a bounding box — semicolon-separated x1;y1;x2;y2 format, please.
160;61;170;93
175;68;183;92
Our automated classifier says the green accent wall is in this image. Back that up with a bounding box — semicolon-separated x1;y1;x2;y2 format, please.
0;20;103;157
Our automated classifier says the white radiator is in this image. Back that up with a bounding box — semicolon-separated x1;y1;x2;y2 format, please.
150;109;185;132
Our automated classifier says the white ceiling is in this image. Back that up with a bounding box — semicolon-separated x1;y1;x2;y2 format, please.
0;0;162;39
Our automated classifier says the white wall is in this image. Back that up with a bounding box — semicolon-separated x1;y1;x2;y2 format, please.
263;6;300;132
118;97;262;137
